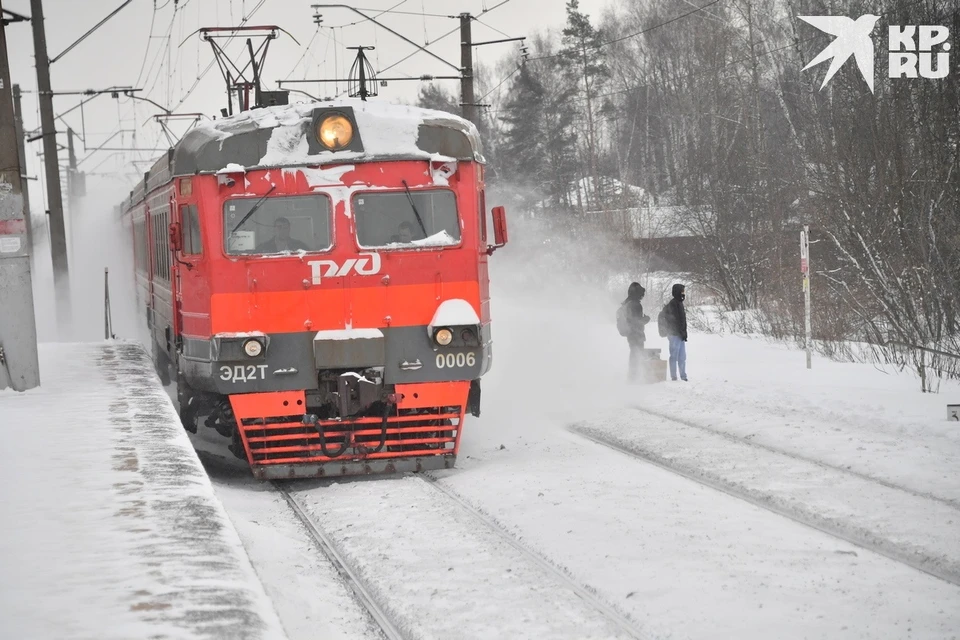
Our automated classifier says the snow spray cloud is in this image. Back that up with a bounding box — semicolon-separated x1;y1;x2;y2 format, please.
473;186;667;434
487;186;642;311
31;180;140;344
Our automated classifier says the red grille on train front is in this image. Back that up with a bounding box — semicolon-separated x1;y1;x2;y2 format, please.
238;410;462;465
228;389;465;470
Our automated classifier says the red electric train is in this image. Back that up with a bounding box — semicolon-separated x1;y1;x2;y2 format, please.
118;99;507;479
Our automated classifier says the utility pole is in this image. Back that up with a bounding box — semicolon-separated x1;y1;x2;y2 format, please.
459;13;477;127
0;4;41;391
30;0;71;337
66;127;80;262
67;127;77;203
12;84;33;255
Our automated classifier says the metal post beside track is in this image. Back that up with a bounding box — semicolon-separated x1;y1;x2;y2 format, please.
801;225;812;369
104;267;114;340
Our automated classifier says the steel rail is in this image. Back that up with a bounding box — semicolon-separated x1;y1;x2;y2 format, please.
275;484;407;640
420;474;652;640
570;424;960;587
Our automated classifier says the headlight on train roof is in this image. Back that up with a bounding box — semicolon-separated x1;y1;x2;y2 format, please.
434;328;453;346
317;114;354;150
243;338;264;358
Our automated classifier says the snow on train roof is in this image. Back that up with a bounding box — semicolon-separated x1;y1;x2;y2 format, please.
171;99;484;176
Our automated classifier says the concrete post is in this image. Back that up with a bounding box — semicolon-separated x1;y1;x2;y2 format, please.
12;84;34;255
0;8;41;391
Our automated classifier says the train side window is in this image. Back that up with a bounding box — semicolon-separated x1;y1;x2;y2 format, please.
181;205;202;255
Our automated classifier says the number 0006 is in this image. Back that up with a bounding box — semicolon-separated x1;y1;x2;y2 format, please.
436;352;476;368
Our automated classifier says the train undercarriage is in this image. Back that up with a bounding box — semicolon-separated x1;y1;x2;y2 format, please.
164;356;481;479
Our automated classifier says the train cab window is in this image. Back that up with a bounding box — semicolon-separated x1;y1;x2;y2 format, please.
223;194;332;255
181;205;201;255
353;190;460;249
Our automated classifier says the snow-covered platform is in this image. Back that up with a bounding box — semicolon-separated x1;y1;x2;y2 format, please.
0;342;287;640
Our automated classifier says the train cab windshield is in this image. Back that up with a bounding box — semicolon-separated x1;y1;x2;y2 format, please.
353;190;460;249
224;194;332;255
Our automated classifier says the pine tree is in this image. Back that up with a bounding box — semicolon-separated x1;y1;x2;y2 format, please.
559;0;609;210
416;83;459;115
499;63;578;211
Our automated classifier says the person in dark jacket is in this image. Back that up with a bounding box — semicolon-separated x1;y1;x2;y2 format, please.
623;282;650;381
663;283;688;381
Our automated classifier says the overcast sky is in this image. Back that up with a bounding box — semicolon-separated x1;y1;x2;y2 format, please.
4;0;609;208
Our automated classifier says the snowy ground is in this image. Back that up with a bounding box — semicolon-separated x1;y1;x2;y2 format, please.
30;191;960;638
436;293;960;638
0;342;287;640
187;281;960;639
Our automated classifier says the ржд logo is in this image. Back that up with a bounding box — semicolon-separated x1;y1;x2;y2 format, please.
307;253;381;285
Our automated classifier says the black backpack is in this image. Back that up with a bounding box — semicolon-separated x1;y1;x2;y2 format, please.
616;303;629;337
657;304;670;338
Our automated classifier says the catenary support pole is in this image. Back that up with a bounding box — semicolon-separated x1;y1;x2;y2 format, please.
0;6;41;391
459;13;477;126
66;126;78;260
30;0;72;338
12;84;34;256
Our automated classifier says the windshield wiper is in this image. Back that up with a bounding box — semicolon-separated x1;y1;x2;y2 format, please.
401;180;428;238
231;184;277;235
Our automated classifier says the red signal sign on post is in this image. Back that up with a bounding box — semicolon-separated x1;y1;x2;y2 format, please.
801;257;808;273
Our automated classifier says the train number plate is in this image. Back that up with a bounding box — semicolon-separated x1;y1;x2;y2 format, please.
220;365;268;383
435;352;476;369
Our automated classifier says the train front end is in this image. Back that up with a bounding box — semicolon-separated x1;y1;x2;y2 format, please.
174;101;506;479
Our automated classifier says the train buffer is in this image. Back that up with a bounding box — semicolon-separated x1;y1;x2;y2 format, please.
0;341;287;640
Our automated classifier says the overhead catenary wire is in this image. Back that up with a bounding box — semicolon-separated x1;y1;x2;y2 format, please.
168;0;267;111
474;17;512;40
57;0;266;179
284;24;322;80
44;0;528;185
479;65;520;103
133;1;161;88
325;0;516;99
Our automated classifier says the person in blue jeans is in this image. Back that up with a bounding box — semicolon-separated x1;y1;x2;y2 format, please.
663;283;688;381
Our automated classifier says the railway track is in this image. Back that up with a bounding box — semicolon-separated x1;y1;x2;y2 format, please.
569;422;960;588
276;476;652;640
275;483;406;640
420;473;651;640
627;404;960;510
